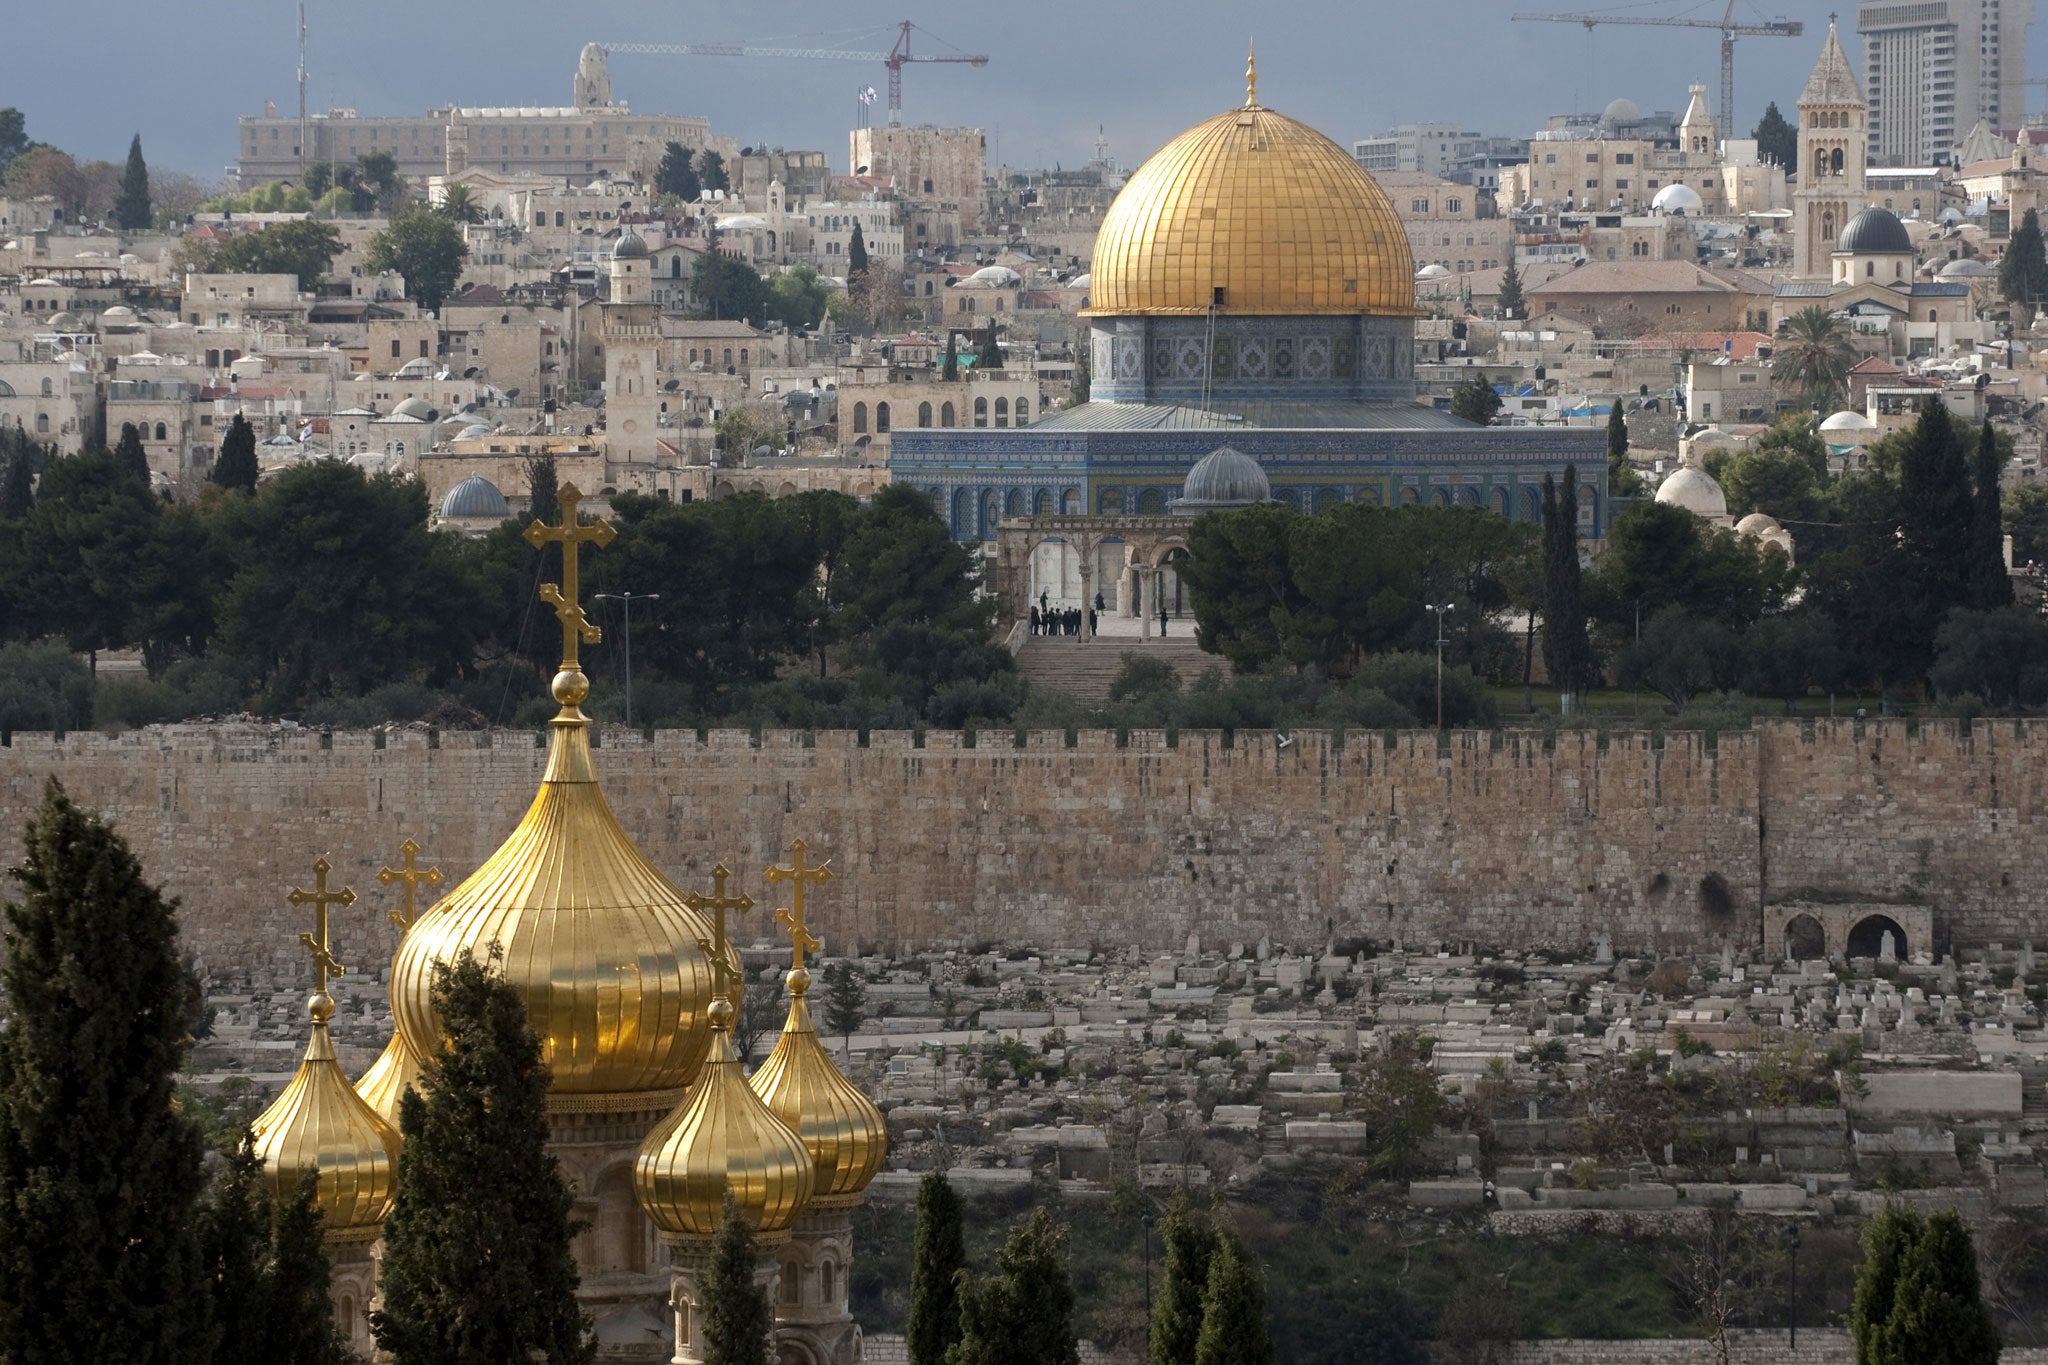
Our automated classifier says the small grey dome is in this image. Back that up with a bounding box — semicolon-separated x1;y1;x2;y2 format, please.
440;475;509;520
1175;445;1271;510
1601;97;1640;128
1838;207;1912;255
611;227;650;259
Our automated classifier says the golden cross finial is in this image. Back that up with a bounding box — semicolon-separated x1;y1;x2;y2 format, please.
377;837;442;931
766;838;833;973
523;481;616;675
286;855;356;999
1245;39;1258;107
684;863;755;1008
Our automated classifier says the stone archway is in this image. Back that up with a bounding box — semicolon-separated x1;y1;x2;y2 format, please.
1847;913;1908;961
1783;913;1826;961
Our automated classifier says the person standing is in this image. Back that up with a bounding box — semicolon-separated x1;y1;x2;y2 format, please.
1158;603;1169;635
1029;604;1041;636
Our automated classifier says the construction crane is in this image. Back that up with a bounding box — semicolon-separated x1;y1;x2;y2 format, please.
603;21;988;127
1513;2;1803;140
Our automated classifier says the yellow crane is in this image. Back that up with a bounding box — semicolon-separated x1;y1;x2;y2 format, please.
1513;2;1804;139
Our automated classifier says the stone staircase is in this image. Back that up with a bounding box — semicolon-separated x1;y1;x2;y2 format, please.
1012;633;1220;705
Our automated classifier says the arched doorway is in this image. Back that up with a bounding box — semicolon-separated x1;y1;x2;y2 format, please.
1783;913;1826;961
1847;914;1907;961
1156;546;1192;618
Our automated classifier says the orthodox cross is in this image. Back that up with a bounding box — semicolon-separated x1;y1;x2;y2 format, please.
376;837;442;930
286;855;356;996
766;839;832;973
684;864;754;1007
523;482;616;673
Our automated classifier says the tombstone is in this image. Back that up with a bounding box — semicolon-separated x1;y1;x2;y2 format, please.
1255;935;1272;962
1228;942;1245;961
1720;944;1735;975
1150;957;1178;989
1527;1100;1540;1122
2024;942;2039;977
1881;930;1899;964
1594;933;1614;965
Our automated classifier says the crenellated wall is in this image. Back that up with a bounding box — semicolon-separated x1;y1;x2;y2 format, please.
0;719;2040;974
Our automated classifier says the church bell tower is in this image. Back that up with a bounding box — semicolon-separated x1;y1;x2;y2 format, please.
602;229;662;467
1794;21;1868;279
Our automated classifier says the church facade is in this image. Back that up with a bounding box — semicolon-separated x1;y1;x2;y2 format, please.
890;61;1609;547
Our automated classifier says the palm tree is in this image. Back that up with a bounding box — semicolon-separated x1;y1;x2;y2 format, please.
438;183;483;225
1772;305;1857;412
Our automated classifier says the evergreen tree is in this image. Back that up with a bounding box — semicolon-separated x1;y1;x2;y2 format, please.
1148;1197;1216;1365
655;141;701;202
908;1172;967;1365
0;778;209;1365
1541;470;1593;704
114;134;152;231
1192;1228;1275;1365
1450;378;1500;425
1850;1204;2001;1365
848;221;870;279
198;1137;274;1365
366;208;471;314
1850;1204;1919;1363
525;450;560;529
700;1195;773;1365
115;420;149;479
2000;208;2048;314
266;1174;350;1364
1899;399;1976;670
977;321;1004;370
212;413;259;494
942;332;960;382
1606;404;1641;496
1752;102;1798;174
1970;419;2015;610
699;149;729;193
821;961;867;1047
947;1207;1079;1365
371;953;594;1365
0;433;35;520
1496;256;1525;319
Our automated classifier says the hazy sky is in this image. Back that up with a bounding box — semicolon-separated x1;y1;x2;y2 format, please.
12;0;2046;179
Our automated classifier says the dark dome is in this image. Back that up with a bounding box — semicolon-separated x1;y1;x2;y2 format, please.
440;475;509;521
1174;445;1271;510
1838;207;1912;255
611;227;650;259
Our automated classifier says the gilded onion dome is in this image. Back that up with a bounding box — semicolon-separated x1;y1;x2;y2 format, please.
633;994;816;1239
1083;52;1413;319
748;967;886;1207
353;1026;423;1129
388;486;726;1102
252;991;400;1242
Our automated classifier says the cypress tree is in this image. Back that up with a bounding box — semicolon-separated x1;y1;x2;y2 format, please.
1541;469;1593;705
1872;1209;2001;1365
942;332;960;382
525;450;559;529
1849;1203;1920;1363
1899;399;1975;670
212;413;259;494
1606;405;1641;496
977;321;1003;371
908;1171;966;1365
848;221;870;279
1752;102;1798;174
371;953;594;1365
1496;256;1525;319
821;961;867;1047
0;778;209;1365
266;1174;349;1364
1149;1197;1216;1365
0;435;34;520
114;134;152;231
1999;208;2048;315
700;1195;773;1365
1191;1228;1275;1365
115;421;149;480
947;1207;1079;1365
198;1136;274;1365
1969;419;2014;609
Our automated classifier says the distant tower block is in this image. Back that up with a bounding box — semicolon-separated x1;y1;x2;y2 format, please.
576;43;614;110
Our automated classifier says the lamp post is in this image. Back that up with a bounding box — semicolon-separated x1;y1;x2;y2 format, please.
1785;1221;1801;1347
1428;603;1455;729
1140;1205;1155;1336
594;591;659;727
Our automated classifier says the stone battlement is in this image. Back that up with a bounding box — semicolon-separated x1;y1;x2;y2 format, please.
1;719;2042;977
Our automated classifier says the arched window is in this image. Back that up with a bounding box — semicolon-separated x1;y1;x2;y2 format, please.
876;401;890;432
671;257;681;278
994;397;1008;427
1831;147;1844;174
821;1264;837;1303
941;402;956;427
974;397;988;427
782;1263;801;1305
740;349;749;364
1016;398;1029;425
154;422;167;441
689;348;698;363
918;401;933;427
39;378;52;397
35;414;48;434
1061;488;1080;515
723;349;733;365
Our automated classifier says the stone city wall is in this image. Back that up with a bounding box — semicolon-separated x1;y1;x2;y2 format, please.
0;719;2042;976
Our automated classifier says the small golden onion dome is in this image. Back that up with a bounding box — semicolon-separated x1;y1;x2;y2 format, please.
388;697;724;1100
251;993;400;1241
748;967;886;1206
353;1026;423;1130
633;1004;815;1240
1083;93;1414;318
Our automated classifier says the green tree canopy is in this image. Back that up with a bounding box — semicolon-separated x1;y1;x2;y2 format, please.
208;218;344;288
946;1207;1079;1365
699;149;729;193
436;183;483;225
1850;1204;2000;1365
16;443;160;664
211;412;259;494
1541;471;1596;698
847;221;870;278
1497;257;1525;318
0;779;209;1364
201;1142;351;1365
700;1195;772;1365
656;142;701;202
1149;1197;1216;1365
1450;377;1501;426
2000;208;2048;312
1193;1227;1276;1365
1773;306;1856;412
1752;101;1797;173
766;264;830;330
908;1173;966;1365
371;953;593;1365
114;134;151;231
366;207;469;313
1607;405;1642;496
1969;418;2014;610
2007;481;2048;565
694;251;768;324
1591;499;1795;631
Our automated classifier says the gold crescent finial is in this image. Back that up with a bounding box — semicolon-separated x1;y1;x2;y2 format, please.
1246;39;1258;107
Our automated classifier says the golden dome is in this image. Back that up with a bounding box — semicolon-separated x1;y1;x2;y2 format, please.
633;1005;815;1240
353;1027;423;1129
389;485;725;1103
251;993;400;1242
749;967;887;1207
1084;87;1413;318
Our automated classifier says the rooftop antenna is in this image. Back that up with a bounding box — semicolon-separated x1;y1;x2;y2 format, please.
297;1;308;176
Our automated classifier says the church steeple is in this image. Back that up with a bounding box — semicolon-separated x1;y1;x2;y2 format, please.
1793;20;1869;279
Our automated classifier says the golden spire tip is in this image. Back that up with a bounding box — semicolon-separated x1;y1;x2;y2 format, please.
1245;39;1258;107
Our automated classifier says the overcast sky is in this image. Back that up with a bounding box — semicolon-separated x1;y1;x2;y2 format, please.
12;0;2046;180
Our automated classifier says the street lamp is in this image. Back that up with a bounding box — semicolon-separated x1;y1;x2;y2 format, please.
1140;1205;1156;1336
1785;1221;1801;1347
594;591;660;728
1428;603;1455;729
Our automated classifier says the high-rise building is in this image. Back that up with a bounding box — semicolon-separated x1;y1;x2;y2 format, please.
1858;0;2032;166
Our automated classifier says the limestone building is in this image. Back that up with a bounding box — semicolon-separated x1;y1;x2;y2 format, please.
1794;22;1871;280
890;59;1607;557
1381;172;1512;275
848;126;986;233
1507;86;1785;216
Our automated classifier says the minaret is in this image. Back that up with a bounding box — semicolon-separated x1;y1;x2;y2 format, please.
576;43;614;110
250;856;400;1358
445;105;468;178
634;866;816;1365
751;840;888;1365
1794;20;1868;279
603;228;663;467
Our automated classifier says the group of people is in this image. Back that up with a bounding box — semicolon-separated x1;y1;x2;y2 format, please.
1030;601;1092;636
